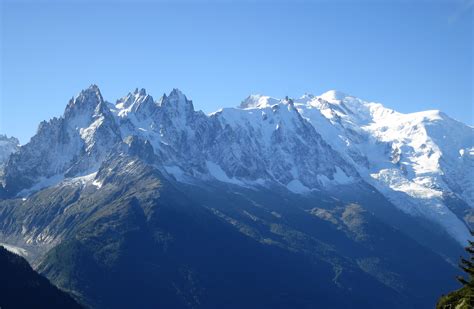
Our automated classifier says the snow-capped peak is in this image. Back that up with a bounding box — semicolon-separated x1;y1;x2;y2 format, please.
239;94;279;109
2;85;472;246
115;88;156;118
159;88;194;115
76;84;103;104
116;88;148;109
65;84;105;118
298;93;315;102
168;88;185;100
318;90;349;102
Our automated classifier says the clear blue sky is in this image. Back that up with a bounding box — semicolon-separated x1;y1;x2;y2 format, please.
1;0;472;144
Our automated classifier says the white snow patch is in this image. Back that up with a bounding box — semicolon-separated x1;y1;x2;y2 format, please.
206;161;243;185
239;95;279;109
17;174;64;197
0;243;28;257
317;167;353;187
318;90;348;102
287;179;311;193
333;167;353;184
62;172;98;187
164;165;186;182
92;179;103;189
79;116;104;152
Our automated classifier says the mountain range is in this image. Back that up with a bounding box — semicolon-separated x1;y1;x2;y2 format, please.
0;85;472;308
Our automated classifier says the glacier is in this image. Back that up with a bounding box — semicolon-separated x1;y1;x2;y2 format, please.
0;85;472;245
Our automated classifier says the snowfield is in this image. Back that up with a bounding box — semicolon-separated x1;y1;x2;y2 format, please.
1;85;472;245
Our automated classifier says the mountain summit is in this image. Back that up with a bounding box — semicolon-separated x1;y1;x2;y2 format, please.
0;85;472;308
318;89;349;102
2;86;471;244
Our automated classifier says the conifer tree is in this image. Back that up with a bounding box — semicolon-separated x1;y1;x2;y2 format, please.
456;230;474;288
437;231;474;308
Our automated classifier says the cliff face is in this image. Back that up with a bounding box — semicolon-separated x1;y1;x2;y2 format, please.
0;85;472;308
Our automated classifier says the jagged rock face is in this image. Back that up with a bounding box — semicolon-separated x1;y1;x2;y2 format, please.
2;86;358;197
0;85;472;308
207;104;357;188
129;89;358;190
3;86;121;195
1;85;473;245
0;134;19;182
0;135;19;165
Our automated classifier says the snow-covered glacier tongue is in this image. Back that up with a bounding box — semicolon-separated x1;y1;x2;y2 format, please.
1;85;472;246
294;90;473;245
